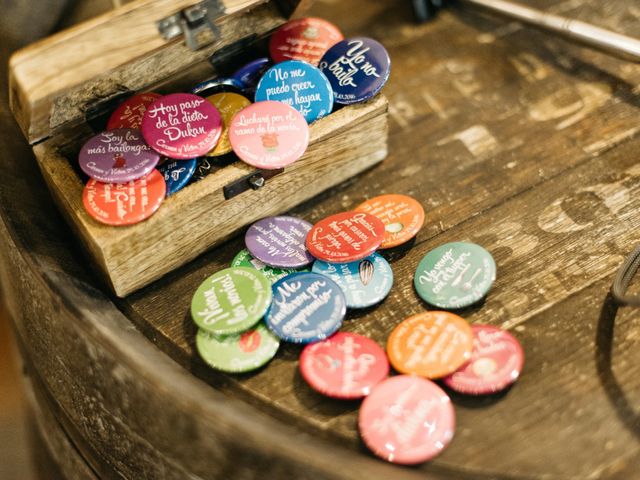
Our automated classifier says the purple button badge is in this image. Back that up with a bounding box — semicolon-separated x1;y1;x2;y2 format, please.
245;216;314;268
78;128;160;184
318;37;390;105
141;93;222;159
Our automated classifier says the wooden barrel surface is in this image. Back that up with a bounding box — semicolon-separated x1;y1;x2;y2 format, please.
2;0;640;478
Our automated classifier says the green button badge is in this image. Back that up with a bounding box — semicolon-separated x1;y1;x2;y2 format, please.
191;267;272;335
231;249;307;284
414;242;496;309
196;322;280;373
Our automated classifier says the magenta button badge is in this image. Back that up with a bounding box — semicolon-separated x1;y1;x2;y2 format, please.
359;375;455;465
141;93;222;159
228;101;309;169
245;216;314;268
443;325;524;395
79;128;160;184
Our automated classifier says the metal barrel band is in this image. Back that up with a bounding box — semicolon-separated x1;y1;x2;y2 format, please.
611;245;640;307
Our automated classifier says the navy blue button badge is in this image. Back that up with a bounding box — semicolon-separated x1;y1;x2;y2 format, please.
232;57;272;94
312;253;393;309
318;37;390;105
266;272;346;344
255;60;334;123
157;158;197;196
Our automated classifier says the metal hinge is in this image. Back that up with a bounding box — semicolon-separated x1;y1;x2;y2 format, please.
157;0;225;51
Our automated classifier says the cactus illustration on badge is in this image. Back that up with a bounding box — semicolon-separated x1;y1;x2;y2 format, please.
359;259;374;285
239;329;261;353
261;133;279;152
112;153;126;169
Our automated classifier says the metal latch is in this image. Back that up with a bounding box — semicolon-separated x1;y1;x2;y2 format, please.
157;0;225;51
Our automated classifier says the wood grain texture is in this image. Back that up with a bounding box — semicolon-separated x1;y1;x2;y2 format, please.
34;95;388;296
9;0;286;142
3;0;640;478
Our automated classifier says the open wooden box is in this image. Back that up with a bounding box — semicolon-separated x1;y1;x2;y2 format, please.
8;0;389;297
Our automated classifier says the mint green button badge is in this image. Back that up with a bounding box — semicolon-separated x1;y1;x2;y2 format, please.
191;267;272;335
414;242;496;309
231;249;308;284
196;322;280;373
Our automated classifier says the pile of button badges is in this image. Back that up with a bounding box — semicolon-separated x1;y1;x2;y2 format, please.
77;17;391;226
190;191;525;465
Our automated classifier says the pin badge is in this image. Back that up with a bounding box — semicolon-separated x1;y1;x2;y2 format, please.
265;272;346;343
245;216;314;268
79;129;160;184
191;267;272;335
82;169;166;226
228;101;309;169
311;253;393;309
255;60;334;123
387;311;473;379
141;93;223;159
319;37;391;104
414;242;496;309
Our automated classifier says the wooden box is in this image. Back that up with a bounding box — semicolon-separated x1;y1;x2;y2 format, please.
8;0;389;297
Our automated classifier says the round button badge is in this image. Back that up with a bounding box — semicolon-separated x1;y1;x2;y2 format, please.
306;211;386;263
356;194;425;248
319;37;391;105
79;129;160;184
387;311;473;379
255;60;334;124
269;17;344;65
300;332;389;399
359;375;455;464
196;322;280;373
191;267;272;335
245;216;314;268
231;249;308;284
157;158;197;196
443;325;524;395
141;93;223;159
414;242;496;309
265;272;346;344
228;101;309;169
206;92;252;156
82;169;166;226
312;253;393;309
107;92;161;130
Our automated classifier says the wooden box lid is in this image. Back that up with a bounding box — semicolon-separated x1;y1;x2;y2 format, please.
9;0;308;144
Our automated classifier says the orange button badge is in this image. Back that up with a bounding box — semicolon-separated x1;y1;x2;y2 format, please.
356;194;425;249
387;311;473;379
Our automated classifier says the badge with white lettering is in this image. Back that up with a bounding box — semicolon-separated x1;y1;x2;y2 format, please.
269;18;344;66
358;375;455;464
414;242;496;309
300;332;388;399
196;322;280;373
265;272;346;344
442;325;524;395
79;129;160;184
141;93;222;159
355;194;425;248
228;101;309;169
255;60;334;124
107;93;161;130
311;253;392;309
318;37;390;105
206;92;252;156
191;267;272;335
387;311;473;379
231;249;308;284
245;216;314;268
82;169;166;226
306;211;386;263
157;158;197;196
